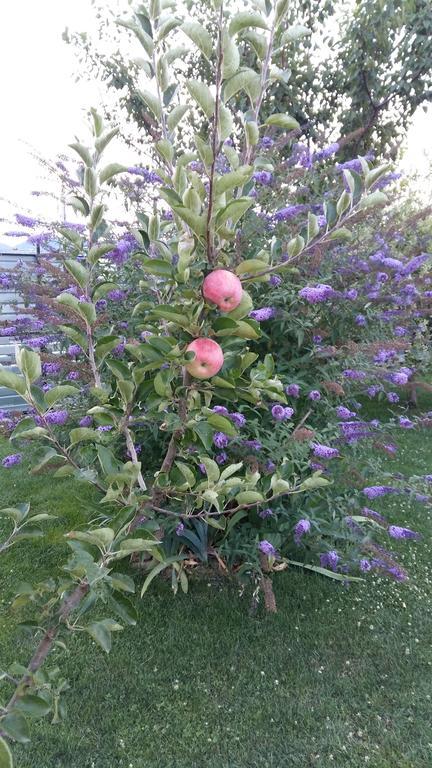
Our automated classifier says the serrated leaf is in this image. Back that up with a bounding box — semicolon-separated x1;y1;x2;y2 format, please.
0;365;27;395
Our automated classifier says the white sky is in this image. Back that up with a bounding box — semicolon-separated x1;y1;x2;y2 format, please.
0;0;430;241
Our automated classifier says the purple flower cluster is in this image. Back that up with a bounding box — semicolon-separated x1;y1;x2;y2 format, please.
213;432;229;449
1;453;22;468
319;551;339;571
294;519;311;544
299;284;335;304
249;307;275;321
388;525;420;540
285;384;300;397
271;404;294;421
259;540;277;557
311;443;339;459
44;410;69;426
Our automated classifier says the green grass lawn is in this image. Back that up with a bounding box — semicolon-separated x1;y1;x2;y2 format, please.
1;421;431;768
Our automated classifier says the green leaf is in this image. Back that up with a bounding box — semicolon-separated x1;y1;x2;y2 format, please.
186;80;215;118
88;243;115;264
307;212;320;242
219;461;243;481
0;711;30;743
16;348;41;384
280;24;311;43
265;113;299;130
87;621;114;653
215;197;253;228
64;259;89;290
358;190;388;210
207;413;237;436
158;17;182;41
15;695;51;718
181;21;212;60
69;428;101;445
235;491;264;505
31;448;61;474
0;365;27;396
0;503;30;523
171;207;206;237
67;195;90;216
300;472;330;490
193;421;215;451
141;557;184;596
222;30;240;79
69;142;92;167
45;385;79;407
0;736;13;768
84;167;98;197
235;259;268;277
214;166;253;195
110;573;135;593
110;593;138;626
174;461;196;488
287;560;363;582
194;134;214;169
99;163;127;184
219;106;234;143
229;11;268;36
137;88;161;119
58;324;87;349
336;190;351;217
118;538;160;554
167;104;189;132
327;227;353;242
223;68;261;104
117;19;154;56
274;0;289;26
95;126;120;154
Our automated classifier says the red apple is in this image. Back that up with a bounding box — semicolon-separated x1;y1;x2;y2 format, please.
185;338;224;379
202;269;243;312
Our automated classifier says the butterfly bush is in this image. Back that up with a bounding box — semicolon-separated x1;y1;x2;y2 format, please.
0;0;428;753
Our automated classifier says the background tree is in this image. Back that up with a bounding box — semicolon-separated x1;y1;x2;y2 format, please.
64;0;432;158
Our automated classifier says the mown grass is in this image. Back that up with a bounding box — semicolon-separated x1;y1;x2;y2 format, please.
0;418;431;768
